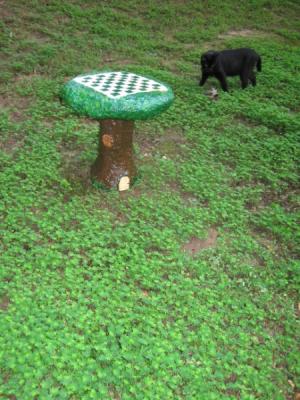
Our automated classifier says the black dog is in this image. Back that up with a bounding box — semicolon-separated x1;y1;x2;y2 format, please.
199;48;261;92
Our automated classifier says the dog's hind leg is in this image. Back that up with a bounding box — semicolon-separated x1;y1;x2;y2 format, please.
257;56;262;72
240;66;251;89
240;73;249;89
241;56;258;88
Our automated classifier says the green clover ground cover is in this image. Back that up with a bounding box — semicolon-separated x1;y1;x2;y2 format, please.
0;1;299;399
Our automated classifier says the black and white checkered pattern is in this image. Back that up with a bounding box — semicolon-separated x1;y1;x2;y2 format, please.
74;72;168;99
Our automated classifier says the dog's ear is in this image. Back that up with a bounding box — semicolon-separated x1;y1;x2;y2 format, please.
206;51;219;64
201;52;211;67
200;54;206;67
201;51;219;68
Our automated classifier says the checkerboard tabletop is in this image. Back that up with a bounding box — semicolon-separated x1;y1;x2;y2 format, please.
74;71;168;99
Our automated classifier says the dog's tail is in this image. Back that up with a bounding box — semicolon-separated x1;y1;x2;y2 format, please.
257;56;262;72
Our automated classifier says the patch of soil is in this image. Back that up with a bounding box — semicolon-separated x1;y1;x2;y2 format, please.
161;128;186;144
64;162;91;192
218;29;265;39
0;295;10;311
100;53;137;67
0;1;15;22
182;228;218;255
222;388;240;398
202;29;268;51
119;186;142;199
14;72;43;82
56;15;71;24
136;127;187;158
108;384;121;400
10;111;25;122
135;136;157;155
30;30;50;43
261;189;300;213
167;181;203;205
58;142;93;192
0;95;31;122
158;58;182;74
224;373;238;384
0;135;25;154
246;187;300;214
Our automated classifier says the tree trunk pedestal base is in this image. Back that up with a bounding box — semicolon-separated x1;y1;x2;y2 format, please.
91;119;137;191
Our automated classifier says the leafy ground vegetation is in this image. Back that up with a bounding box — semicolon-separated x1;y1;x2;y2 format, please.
0;0;300;399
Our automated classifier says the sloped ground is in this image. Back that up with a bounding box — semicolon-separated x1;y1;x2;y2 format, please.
0;1;299;399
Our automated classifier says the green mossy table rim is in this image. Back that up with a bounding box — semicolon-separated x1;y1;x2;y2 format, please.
61;70;175;121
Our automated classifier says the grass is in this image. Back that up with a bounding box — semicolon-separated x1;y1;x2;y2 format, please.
0;0;299;399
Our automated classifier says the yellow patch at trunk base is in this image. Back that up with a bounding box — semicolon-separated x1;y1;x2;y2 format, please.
118;176;130;191
102;134;114;148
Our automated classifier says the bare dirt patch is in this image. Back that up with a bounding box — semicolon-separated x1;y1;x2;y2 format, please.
119;186;142;199
166;181;202;206
57;139;93;193
61;157;91;192
182;228;218;255
218;29;266;39
0;94;31;122
0;295;10;311
30;30;51;43
0;135;25;155
181;191;199;203
202;29;270;51
234;115;260;128
14;72;43;83
0;0;16;22
261;189;300;213
99;53;138;68
158;58;182;74
136;127;187;158
246;187;300;214
0;395;17;400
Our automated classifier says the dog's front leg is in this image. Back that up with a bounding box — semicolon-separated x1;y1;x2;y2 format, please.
199;72;209;86
216;71;228;92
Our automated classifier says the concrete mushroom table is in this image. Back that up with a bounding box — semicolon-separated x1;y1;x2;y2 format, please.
61;71;174;191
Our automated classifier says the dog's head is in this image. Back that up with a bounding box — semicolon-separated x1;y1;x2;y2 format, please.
200;51;219;73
